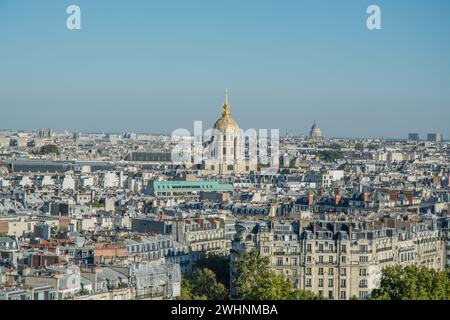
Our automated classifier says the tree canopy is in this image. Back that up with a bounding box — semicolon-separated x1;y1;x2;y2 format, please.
195;254;230;289
317;150;344;162
234;250;319;300
370;265;450;300
40;144;60;155
178;268;228;300
355;143;365;152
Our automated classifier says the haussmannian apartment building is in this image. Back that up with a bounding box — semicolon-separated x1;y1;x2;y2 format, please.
230;218;447;300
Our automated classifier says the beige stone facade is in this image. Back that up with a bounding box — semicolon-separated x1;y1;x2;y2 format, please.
231;220;446;300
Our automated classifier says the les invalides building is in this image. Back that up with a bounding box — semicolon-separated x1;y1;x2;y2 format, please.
202;91;258;175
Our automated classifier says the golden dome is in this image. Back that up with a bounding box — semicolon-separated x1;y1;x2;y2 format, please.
213;90;239;133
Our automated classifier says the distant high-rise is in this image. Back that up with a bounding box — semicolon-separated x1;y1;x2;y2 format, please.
36;128;53;139
408;133;420;141
427;133;443;142
309;121;322;140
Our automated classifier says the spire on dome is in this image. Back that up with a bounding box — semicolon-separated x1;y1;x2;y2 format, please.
222;88;231;117
225;88;229;106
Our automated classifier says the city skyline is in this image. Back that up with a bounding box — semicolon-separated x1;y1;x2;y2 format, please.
1;0;449;137
0;125;447;142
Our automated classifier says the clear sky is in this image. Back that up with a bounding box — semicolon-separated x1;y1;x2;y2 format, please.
0;0;449;138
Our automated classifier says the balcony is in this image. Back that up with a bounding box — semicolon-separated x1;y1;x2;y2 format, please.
359;285;368;289
376;247;393;253
379;257;394;263
316;249;337;254
351;250;370;254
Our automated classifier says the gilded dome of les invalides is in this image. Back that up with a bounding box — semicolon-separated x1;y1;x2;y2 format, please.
213;91;239;133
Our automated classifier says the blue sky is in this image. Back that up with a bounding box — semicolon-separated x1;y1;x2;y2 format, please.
0;0;449;138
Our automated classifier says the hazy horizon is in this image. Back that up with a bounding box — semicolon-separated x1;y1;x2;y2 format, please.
1;0;449;138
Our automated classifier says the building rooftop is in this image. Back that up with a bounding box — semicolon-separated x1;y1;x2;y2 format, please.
152;181;233;192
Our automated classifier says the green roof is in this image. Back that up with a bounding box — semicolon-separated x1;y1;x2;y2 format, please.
152;181;233;192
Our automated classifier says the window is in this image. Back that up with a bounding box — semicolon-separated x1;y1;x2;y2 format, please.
341;256;346;263
340;268;347;276
340;279;346;288
340;291;347;300
276;258;283;266
328;279;334;287
306;268;312;276
328;256;333;264
328;268;334;275
318;268;324;275
341;245;347;253
359;256;369;263
319;256;324;263
306;278;312;287
359;291;369;299
306;244;312;252
359;268;367;277
318;279;324;287
359;279;368;288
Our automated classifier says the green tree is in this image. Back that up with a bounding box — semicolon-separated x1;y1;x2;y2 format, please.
234;250;318;300
370;265;450;300
179;276;207;300
192;268;228;300
329;143;343;150
40;144;60;155
317;150;344;162
290;289;321;300
195;254;230;288
178;268;227;300
355;143;365;152
91;199;104;208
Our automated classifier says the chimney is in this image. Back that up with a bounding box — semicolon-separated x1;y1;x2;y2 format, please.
433;175;440;186
405;190;413;206
363;192;369;202
389;189;398;202
335;190;341;206
308;193;314;206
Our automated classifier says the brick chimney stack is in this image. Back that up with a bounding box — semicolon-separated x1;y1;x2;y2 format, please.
335;189;341;206
389;189;398;202
308;192;314;206
405;190;413;206
363;191;369;202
